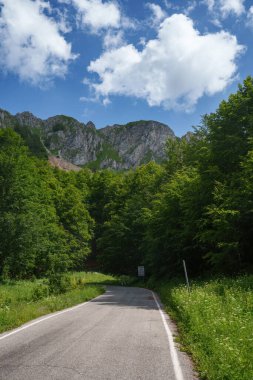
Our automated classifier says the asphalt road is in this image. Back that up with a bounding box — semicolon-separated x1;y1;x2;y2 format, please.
0;286;197;380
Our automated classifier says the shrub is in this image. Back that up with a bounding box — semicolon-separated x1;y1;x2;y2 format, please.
48;273;72;295
32;284;49;301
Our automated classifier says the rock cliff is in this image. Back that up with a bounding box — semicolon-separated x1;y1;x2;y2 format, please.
0;108;175;170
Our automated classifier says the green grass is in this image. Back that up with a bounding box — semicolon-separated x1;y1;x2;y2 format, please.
154;276;253;380
0;272;120;334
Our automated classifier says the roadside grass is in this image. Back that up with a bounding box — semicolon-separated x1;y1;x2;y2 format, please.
153;276;253;380
0;272;123;334
71;272;134;286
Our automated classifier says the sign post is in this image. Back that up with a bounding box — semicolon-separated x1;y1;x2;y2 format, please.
183;260;190;292
137;266;145;278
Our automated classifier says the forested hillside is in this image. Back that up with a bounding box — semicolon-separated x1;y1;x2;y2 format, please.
1;77;253;279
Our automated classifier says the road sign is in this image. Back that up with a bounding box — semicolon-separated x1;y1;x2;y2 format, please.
138;266;145;277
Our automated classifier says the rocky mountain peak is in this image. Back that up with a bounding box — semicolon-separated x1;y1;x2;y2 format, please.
15;112;43;129
0;108;176;170
0;109;16;128
86;121;96;130
99;120;175;168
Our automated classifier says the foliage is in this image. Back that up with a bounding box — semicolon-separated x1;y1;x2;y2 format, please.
0;129;93;278
1;78;253;380
14;125;48;159
0;272;116;333
0;273;114;332
1;77;253;279
86;77;253;277
52;123;66;133
96;162;164;274
86;142;123;170
156;276;253;380
48;272;72;294
143;167;203;276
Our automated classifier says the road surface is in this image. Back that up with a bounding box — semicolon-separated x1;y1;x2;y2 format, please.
0;286;197;380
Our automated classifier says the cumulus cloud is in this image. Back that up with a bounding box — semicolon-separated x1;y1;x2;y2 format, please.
71;0;121;32
0;0;76;85
87;14;244;110
204;0;245;18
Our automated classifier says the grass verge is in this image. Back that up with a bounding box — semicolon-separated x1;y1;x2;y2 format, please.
0;272;121;334
152;276;253;380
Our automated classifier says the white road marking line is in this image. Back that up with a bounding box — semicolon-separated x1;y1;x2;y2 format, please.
152;291;184;380
0;293;105;341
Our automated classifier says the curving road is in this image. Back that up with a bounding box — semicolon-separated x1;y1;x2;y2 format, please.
0;286;197;380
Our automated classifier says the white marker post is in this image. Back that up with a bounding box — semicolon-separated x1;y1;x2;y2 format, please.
183;260;190;292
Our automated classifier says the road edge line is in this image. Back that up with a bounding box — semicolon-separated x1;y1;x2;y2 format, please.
152;291;184;380
0;292;106;341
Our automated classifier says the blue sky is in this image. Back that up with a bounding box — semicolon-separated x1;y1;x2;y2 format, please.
0;0;253;136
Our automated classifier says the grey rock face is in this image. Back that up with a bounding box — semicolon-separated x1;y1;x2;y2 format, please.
0;110;175;170
0;109;16;128
16;112;44;129
42;115;103;165
100;120;175;168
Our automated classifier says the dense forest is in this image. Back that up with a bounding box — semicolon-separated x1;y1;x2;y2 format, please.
1;77;253;279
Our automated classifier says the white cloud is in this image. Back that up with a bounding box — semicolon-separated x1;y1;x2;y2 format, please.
246;6;253;28
87;14;244;110
184;1;197;15
147;3;166;24
204;0;245;18
103;30;124;49
163;1;180;11
205;0;216;11
80;95;99;103
71;0;121;32
0;0;76;85
220;0;245;16
163;0;196;14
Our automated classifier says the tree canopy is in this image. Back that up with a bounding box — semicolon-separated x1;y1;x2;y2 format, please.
1;77;253;279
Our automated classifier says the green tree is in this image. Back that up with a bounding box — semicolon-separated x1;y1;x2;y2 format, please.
0;129;62;277
143;167;203;276
97;163;164;275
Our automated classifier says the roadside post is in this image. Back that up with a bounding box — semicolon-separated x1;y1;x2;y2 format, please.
138;266;145;280
183;260;190;292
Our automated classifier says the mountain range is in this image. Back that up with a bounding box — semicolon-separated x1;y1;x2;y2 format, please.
0;108;176;170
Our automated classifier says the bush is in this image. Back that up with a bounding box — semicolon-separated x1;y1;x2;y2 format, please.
32;284;49;301
48;273;72;295
118;275;135;286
